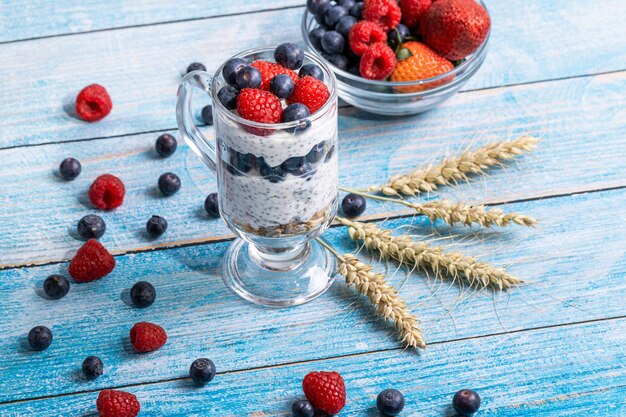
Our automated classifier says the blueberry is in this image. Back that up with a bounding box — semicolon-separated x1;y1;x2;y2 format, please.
274;43;304;70
282;156;306;173
222;58;247;85
82;356;104;380
186;62;206;73
309;28;326;51
326;53;350;71
341;193;366;217
325;144;336;162
339;0;356;8
292;399;315;417
299;64;324;81
348;65;361;76
324;5;348;27
43;274;70;300
321;31;345;54
270;74;295;99
282;103;311;133
236;65;262;89
314;12;328;26
307;0;331;15
377;389;405;416
349;2;363;19
204;193;220;218
232;151;257;173
146;215;168;237
158;172;181;196
453;389;481;415
260;161;287;183
292;162;314;179
388;24;411;49
335;15;357;38
28;326;52;351
217;85;239;110
201;105;213;125
189;358;216;385
77;214;106;240
306;141;326;163
227;151;245;176
155;133;178;157
59;157;82;180
130;281;156;308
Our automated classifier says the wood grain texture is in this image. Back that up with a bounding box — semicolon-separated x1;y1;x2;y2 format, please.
1;0;625;148
1;318;624;415
1;188;624;402
1;72;625;267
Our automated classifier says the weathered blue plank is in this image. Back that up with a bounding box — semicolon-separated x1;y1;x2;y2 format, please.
0;318;623;415
1;0;625;148
1;72;625;267
0;189;624;402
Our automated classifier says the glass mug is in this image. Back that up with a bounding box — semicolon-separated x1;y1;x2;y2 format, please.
176;47;339;307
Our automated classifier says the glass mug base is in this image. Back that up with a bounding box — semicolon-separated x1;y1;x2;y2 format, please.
222;238;337;307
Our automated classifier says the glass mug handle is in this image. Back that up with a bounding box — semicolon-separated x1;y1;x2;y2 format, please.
176;71;216;172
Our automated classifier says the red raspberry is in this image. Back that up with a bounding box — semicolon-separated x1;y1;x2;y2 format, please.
75;84;113;122
236;88;283;124
302;371;346;415
96;389;140;417
88;174;125;210
69;239;115;282
250;60;299;91
363;0;402;30
130;322;167;353
359;42;397;80
349;21;387;56
287;76;330;114
401;0;432;29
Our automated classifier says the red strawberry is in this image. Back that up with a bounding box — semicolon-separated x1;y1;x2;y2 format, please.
76;84;113;122
69;239;115;282
390;41;454;92
287;76;330;114
363;0;402;30
250;60;299;91
130;322;167;353
349;21;387;56
400;0;432;29
420;0;491;60
302;371;346;415
88;174;125;210
359;42;397;80
96;389;140;417
236;88;283;124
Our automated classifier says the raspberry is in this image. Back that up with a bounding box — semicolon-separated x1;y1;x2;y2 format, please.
302;371;346;415
236;89;283;124
400;0;432;29
359;42;397;79
88;174;125;210
75;84;112;122
96;389;140;417
349;21;387;56
130;322;167;353
69;239;115;282
250;60;299;91
363;0;401;30
287;76;330;114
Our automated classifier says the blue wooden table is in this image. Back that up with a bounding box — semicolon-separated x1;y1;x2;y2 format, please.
1;1;625;415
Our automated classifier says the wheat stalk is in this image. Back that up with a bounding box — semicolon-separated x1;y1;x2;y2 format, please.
336;218;522;290
367;135;540;196
317;239;426;349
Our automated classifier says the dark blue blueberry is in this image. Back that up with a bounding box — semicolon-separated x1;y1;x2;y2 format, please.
217;85;239;110
204;193;219;218
222;58;247;85
274;43;304;70
201;105;213;125
130;281;156;308
238;152;257;172
314;12;327;25
453;389;481;415
158;172;181;196
77;214;106;240
146;215;168;237
306;141;326;163
270;74;295;99
43;274;70;300
348;65;361;76
309;27;326;51
326;53;350;71
236;65;262;89
341;193;366;217
377;389;405;416
186;62;206;73
325;144;336;162
282;156;306;173
321;31;345;54
307;0;331;15
28;326;52;351
260;161;287;183
190;358;216;385
59;157;81;180
82;356;104;380
292;162;314;179
324;5;348;27
299;64;324;81
335;15;357;38
388;24;411;49
282;103;311;133
292;399;315;417
155;133;178;157
349;2;363;19
339;0;356;8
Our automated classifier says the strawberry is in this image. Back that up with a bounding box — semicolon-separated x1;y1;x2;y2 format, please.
287;76;330;114
96;389;140;417
400;0;432;29
420;0;491;60
390;41;454;92
302;371;346;415
359;42;397;80
236;88;283;124
130;322;167;353
69;239;115;282
250;60;299;91
363;0;402;31
349;21;387;56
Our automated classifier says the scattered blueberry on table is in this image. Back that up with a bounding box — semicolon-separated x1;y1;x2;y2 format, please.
59;157;82;180
77;214;106;240
377;388;405;416
130;281;156;308
189;358;217;385
292;399;315;417
82;356;104;380
158;172;181;196
201;105;214;125
43;274;70;300
186;62;206;73
453;389;481;415
204;193;220;218
28;326;53;351
155;133;178;157
341;193;366;217
146;215;168;237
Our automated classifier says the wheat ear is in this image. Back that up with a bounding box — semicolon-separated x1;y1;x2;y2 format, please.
336;218;522;290
317;239;426;349
367;135;540;196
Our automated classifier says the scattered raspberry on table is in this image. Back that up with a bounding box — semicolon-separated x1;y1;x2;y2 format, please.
88;174;126;210
69;239;115;282
130;322;167;353
75;84;112;122
96;389;140;417
302;371;347;415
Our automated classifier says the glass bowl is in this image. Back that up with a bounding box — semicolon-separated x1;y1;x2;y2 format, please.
300;1;490;116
